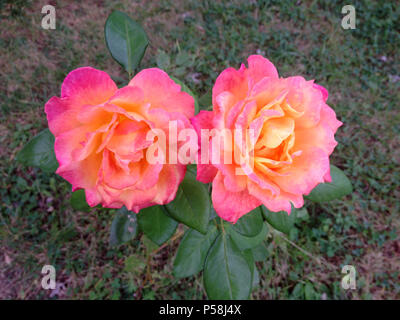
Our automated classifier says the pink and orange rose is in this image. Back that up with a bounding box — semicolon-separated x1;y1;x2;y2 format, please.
45;55;342;223
45;67;195;212
192;55;342;223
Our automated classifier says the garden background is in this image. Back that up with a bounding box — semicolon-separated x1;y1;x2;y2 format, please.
0;0;399;299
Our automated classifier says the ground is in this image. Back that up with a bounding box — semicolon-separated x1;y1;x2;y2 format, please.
0;0;399;299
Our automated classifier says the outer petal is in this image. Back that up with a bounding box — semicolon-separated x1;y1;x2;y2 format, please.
45;97;80;136
272;147;330;195
128;68;194;119
248;180;303;214
320;104;343;133
191;110;218;183
107;86;146;114
56;151;102;193
313;83;329;102
285;77;322;129
294;103;342;156
46;67;117;137
152;164;186;206
212;64;248;107
247;55;279;84
212;172;261;223
100;184;155;212
323;165;332;183
61;67;118;106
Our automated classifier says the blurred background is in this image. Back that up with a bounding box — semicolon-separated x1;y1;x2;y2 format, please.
0;0;399;299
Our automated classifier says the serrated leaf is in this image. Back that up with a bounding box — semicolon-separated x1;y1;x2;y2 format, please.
306;165;353;202
233;206;263;237
170;76;199;114
228;222;268;251
110;207;138;246
137;205;178;246
203;233;252;300
165;171;210;234
105;11;148;75
70;189;91;212
261;205;296;235
173;223;218;278
16;129;58;173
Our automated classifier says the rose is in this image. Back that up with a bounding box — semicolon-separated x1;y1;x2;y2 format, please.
192;55;342;223
45;67;195;212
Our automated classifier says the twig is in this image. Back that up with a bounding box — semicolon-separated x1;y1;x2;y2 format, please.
150;230;185;256
277;233;337;271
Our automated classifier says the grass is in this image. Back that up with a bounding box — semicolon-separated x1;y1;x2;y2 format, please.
1;0;399;299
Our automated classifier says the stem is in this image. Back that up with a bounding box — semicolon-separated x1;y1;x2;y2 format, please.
277;233;337;271
143;229;185;285
150;230;184;256
220;218;225;233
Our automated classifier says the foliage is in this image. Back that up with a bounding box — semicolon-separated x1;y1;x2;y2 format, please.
1;0;399;300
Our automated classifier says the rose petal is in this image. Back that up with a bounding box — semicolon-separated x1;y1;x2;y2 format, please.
212;172;261;223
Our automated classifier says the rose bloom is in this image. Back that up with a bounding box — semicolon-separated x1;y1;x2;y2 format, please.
45;67;195;212
192;55;342;223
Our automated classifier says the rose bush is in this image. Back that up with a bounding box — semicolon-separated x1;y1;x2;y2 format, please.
16;11;353;300
192;55;342;223
45;67;195;212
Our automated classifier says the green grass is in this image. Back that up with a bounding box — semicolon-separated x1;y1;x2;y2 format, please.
1;0;399;299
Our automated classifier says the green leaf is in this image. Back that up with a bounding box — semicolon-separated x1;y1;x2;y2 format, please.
251;242;269;262
70;189;91;212
233;206;263;237
104;11;148;76
261;205;296;235
295;207;309;221
199;89;212;110
252;265;260;288
173;223;218;278
16;129;58;173
175;51;191;67
156;50;170;70
142;234;159;252
209;207;218;221
306;165;353;202
227;222;268;251
110;207;138;246
242;249;256;288
291;283;304;299
165;172;210;234
186;163;197;176
170;76;199;114
137;205;178;246
304;282;317;300
124;254;146;273
203;233;252;299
